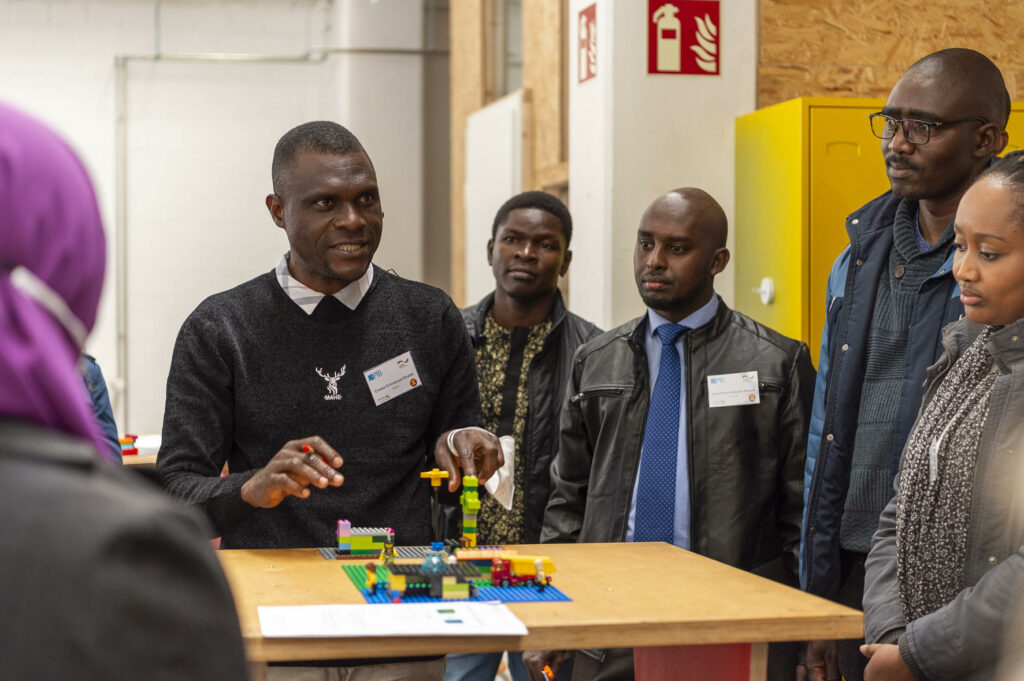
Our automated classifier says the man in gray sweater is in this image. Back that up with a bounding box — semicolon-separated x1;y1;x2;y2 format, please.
158;121;500;680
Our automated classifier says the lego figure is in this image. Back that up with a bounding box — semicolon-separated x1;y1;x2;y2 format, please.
365;562;378;595
460;475;481;548
379;528;396;565
534;558;546;592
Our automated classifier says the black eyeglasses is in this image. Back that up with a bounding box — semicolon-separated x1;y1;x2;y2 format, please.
868;113;988;145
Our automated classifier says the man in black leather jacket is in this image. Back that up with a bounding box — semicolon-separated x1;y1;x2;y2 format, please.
524;188;814;681
446;191;600;681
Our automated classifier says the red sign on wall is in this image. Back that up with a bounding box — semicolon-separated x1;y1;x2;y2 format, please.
648;1;720;75
578;4;597;83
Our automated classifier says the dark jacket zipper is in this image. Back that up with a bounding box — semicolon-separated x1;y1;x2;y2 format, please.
569;386;626;403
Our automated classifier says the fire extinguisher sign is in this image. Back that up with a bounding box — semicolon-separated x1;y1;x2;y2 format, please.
648;1;720;75
578;4;597;83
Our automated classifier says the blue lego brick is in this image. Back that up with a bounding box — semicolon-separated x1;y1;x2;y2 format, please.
352;584;572;605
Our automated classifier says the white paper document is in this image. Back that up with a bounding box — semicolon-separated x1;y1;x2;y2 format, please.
258;601;528;638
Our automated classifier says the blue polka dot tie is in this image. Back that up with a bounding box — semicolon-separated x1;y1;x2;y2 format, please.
634;322;688;543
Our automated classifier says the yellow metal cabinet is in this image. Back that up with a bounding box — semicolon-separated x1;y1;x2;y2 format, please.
735;97;1024;366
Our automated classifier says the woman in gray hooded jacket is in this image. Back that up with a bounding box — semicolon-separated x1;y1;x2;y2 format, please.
861;152;1024;681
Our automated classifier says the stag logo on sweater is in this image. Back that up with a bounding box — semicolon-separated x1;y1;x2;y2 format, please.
316;366;346;401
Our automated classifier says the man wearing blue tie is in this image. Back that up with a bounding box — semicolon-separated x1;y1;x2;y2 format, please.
524;188;815;681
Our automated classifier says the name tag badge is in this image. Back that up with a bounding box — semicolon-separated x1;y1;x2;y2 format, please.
363;351;423;406
707;371;760;408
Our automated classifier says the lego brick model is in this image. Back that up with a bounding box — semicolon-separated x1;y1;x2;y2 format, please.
335;520;393;558
342;560;570;605
388;559;482;600
460;475;481;548
119;434;138;456
332;467;569;604
340;541;566;605
489;555;555;589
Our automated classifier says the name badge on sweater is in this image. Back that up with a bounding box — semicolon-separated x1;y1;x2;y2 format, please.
707;371;760;407
363;351;422;406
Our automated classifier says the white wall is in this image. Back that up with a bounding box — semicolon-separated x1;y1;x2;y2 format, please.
464;91;524;304
0;0;440;434
567;0;757;329
566;1;614;328
123;58;336;434
422;4;452;290
1;0;166;431
333;0;426;284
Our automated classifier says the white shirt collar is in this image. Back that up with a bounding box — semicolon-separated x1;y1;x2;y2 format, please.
275;252;374;315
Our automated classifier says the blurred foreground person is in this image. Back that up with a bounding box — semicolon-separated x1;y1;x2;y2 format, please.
862;152;1024;681
0;102;248;681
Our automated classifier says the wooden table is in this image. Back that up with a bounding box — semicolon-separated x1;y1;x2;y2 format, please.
121;453;157;468
218;542;861;681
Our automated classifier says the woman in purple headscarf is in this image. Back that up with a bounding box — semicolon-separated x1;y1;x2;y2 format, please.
0;102;249;680
0;99;109;456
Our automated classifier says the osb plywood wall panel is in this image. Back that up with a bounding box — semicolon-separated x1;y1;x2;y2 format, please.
450;1;488;306
759;0;1024;107
523;0;565;181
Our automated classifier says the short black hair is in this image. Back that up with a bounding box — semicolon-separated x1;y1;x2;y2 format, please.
975;150;1024;225
490;191;573;248
272;121;367;194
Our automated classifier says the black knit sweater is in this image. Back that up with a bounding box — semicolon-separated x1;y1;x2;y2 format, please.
157;267;482;549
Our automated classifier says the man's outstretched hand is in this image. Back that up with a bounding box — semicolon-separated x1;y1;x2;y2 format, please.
241;436;343;508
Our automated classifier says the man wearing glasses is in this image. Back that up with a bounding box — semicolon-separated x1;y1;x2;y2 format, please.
801;48;1009;681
